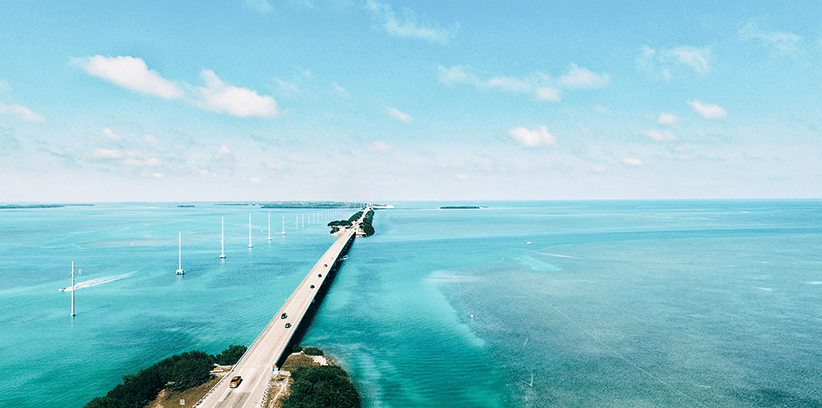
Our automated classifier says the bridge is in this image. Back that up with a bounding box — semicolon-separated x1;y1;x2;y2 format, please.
195;209;368;408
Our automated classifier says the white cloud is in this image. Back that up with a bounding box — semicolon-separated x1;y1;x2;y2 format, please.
195;70;278;118
487;76;531;92
437;66;563;101
102;128;122;142
0;102;46;123
275;78;299;95
332;83;350;98
622;157;642;167
656;113;678;126
75;56;184;99
559;64;610;89
646;129;677;142
91;148;122;160
536;87;560;101
76;56;277;119
593;105;611;114
365;0;456;44
670;46;710;73
144;134;159;148
123;157;161;167
245;0;273;14
455;173;469;180
249;177;262;184
217;144;233;157
368;141;393;152
688;100;727;120
740;22;802;56
437;65;480;87
637;45;711;77
386;107;412;123
508;126;557;148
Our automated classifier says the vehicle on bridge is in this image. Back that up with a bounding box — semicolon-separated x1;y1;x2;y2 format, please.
281;312;287;319
229;376;242;388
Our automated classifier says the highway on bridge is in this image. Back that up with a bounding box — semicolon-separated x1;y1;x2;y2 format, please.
195;225;358;408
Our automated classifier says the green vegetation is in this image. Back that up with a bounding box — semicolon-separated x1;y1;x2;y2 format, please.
327;207;375;237
213;344;247;365
282;365;361;408
360;208;375;237
327;219;352;234
302;346;324;356
83;345;246;408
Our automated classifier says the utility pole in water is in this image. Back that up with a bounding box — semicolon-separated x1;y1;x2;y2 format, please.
71;261;75;317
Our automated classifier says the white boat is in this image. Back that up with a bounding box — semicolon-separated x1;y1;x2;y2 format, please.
267;211;272;241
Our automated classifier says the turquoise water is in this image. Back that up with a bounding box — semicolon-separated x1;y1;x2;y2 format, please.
2;201;821;407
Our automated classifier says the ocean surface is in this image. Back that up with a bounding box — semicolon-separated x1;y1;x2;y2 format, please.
1;200;821;407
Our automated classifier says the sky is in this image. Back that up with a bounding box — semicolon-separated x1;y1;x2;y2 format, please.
1;0;821;203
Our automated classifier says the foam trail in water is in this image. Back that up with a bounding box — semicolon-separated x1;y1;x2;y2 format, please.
546;253;578;259
59;272;134;291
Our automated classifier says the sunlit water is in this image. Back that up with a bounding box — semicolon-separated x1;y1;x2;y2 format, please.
2;201;821;407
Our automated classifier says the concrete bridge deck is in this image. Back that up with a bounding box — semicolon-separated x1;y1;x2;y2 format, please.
195;222;360;408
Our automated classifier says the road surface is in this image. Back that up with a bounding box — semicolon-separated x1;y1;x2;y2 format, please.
195;226;358;408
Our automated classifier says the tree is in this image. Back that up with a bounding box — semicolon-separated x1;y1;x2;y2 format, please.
213;345;247;365
283;366;361;408
170;357;212;390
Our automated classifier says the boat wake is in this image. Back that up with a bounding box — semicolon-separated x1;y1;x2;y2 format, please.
59;272;134;292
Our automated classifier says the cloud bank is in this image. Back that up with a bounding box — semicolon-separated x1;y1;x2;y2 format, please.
438;64;610;101
740;22;802;56
75;55;277;118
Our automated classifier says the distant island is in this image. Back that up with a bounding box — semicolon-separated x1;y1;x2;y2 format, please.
261;201;377;209
177;204;195;208
439;206;483;209
328;207;375;237
0;204;94;210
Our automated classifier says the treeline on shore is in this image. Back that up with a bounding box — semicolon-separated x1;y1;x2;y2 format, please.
83;345;246;408
285;346;361;408
327;208;375;237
